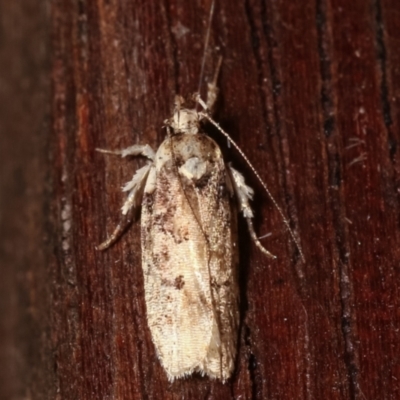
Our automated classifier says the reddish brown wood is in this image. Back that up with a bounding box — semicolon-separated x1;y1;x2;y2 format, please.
1;0;400;398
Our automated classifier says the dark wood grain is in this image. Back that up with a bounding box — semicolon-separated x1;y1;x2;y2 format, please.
1;0;400;398
0;1;54;399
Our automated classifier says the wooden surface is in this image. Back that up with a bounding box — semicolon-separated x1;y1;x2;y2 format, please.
1;0;400;398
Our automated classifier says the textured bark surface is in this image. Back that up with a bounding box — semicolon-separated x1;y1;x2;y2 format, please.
1;0;400;399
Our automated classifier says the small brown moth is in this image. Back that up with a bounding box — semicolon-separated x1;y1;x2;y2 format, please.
96;78;273;381
96;1;304;383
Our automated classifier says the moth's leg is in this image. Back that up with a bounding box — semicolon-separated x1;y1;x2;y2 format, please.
96;143;154;249
228;165;276;259
96;211;134;251
96;164;152;251
96;144;155;161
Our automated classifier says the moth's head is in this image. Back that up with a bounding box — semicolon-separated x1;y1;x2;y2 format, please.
165;95;200;135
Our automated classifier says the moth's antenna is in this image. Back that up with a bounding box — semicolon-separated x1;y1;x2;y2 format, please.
199;112;306;263
195;0;216;111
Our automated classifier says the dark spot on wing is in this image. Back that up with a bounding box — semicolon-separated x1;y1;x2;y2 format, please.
174;275;185;290
194;172;212;188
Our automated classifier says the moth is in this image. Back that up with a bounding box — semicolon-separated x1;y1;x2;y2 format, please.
96;63;280;381
96;3;304;384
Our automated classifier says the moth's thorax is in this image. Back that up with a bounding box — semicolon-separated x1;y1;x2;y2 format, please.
155;133;222;173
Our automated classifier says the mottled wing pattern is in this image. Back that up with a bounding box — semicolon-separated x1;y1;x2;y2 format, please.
141;134;239;381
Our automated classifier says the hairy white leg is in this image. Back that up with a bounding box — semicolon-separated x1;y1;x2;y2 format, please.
96;155;153;251
96;144;155;161
120;164;152;214
229;165;276;259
